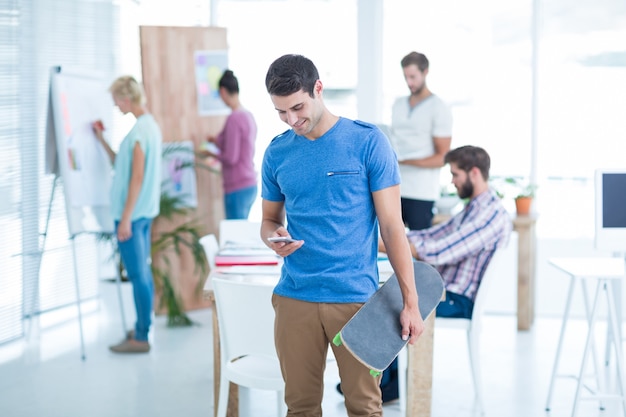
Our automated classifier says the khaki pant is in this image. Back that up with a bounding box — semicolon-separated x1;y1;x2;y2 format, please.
272;294;383;417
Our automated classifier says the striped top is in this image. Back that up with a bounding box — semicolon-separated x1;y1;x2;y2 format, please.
407;189;512;301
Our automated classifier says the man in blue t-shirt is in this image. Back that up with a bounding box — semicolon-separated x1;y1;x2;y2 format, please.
260;54;425;416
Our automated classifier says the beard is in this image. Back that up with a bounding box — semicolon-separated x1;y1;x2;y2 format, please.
458;177;474;199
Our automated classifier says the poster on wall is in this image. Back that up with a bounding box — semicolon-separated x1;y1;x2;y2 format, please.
161;141;198;208
194;49;229;116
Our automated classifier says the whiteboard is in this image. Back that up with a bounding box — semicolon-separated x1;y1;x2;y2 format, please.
46;67;115;236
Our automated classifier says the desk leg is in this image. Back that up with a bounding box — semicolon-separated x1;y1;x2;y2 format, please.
604;281;626;413
517;223;536;331
210;296;239;417
606;280;623;367
545;275;575;411
572;282;602;417
406;313;435;417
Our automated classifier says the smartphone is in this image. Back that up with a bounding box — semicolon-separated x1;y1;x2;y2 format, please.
268;236;297;243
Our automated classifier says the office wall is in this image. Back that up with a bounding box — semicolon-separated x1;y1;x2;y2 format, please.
139;25;228;312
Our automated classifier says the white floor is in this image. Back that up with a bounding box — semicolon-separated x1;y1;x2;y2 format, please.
0;280;625;417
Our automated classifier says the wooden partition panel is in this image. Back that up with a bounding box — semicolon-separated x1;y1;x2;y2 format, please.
140;25;227;312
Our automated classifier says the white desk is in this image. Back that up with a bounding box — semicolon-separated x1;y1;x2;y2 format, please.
549;257;625;280
546;257;626;416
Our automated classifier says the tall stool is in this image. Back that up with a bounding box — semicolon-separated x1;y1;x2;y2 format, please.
545;257;626;416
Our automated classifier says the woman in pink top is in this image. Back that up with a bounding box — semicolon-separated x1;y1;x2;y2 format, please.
204;70;258;219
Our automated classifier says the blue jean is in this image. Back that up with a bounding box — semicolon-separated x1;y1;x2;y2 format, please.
224;184;257;220
117;217;154;342
436;290;474;319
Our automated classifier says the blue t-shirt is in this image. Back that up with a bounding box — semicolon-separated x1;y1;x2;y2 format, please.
261;117;400;303
110;114;162;221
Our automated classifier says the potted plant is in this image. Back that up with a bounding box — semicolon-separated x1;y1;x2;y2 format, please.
505;177;537;215
150;192;208;326
150;143;218;326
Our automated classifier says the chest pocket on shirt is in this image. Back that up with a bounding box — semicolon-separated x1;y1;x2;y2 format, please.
326;170;362;191
323;169;365;209
326;170;360;177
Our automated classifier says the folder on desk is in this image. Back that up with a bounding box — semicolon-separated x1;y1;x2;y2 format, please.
214;254;280;266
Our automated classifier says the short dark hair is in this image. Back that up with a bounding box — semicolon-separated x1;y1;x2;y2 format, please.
401;52;429;72
265;54;319;97
219;69;239;94
444;145;491;181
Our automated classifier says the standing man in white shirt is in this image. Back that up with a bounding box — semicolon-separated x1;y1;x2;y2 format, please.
390;51;453;231
379;51;452;402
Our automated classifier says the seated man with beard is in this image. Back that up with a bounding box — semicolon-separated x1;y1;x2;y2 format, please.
373;145;512;402
399;145;512;319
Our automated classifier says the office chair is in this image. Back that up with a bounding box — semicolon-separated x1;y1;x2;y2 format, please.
218;219;262;248
212;277;285;417
199;233;219;271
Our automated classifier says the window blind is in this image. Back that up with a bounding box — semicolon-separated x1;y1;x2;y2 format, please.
0;0;118;345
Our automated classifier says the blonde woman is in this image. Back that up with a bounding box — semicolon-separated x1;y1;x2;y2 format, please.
93;76;162;353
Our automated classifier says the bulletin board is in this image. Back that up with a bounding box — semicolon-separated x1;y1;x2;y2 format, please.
194;49;229;116
162;141;198;208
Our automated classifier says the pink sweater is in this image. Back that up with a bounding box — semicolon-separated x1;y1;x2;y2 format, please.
216;109;257;194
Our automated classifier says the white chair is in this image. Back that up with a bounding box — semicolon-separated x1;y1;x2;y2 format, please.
218;219;263;248
396;247;508;414
212;277;286;417
199;234;219;270
436;248;507;414
436;250;503;412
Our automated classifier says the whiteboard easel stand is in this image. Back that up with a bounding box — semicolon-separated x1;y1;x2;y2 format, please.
46;66;128;359
69;233;87;361
38;174;129;361
24;175;60;340
35;174;87;360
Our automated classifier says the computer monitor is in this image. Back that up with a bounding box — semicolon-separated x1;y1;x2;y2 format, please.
595;169;626;253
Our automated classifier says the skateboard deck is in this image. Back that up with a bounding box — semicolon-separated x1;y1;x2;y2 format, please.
333;260;444;376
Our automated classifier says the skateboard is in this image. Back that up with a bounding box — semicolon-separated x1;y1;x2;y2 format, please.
333;260;444;376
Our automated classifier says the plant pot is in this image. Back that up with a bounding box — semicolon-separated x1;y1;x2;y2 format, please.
515;197;533;215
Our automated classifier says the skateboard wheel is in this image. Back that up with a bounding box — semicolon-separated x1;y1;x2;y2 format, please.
370;370;380;377
332;333;342;346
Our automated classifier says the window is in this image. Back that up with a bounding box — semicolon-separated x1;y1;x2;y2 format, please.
0;0;118;345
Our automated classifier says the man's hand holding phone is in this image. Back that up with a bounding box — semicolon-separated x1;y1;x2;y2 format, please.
268;236;297;243
267;234;303;257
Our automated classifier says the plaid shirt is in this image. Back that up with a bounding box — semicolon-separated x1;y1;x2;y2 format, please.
407;188;512;301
